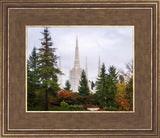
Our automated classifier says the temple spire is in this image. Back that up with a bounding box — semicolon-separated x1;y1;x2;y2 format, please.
85;56;88;80
74;36;80;68
98;56;101;76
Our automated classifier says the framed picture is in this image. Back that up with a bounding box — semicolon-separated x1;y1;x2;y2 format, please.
26;26;134;112
1;0;159;137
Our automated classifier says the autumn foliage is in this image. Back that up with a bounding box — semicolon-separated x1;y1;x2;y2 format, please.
58;90;71;99
115;83;130;111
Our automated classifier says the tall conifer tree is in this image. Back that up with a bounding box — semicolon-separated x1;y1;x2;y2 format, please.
105;66;118;107
27;47;39;90
91;81;95;90
64;80;71;91
28;47;38;71
27;47;39;107
37;27;60;111
96;63;107;107
78;70;90;96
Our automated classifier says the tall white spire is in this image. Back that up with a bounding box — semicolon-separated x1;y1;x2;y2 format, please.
74;36;80;68
69;36;82;92
98;56;101;76
58;58;63;89
85;56;88;80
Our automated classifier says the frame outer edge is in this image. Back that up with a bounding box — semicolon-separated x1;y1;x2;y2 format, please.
0;0;159;3
0;0;160;138
158;0;160;137
0;1;2;138
158;2;160;138
0;0;160;3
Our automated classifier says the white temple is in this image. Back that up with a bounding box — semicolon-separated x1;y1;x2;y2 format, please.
69;36;82;92
58;36;101;93
85;56;96;94
98;56;101;77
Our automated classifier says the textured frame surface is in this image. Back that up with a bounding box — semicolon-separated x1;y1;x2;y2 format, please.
0;0;159;137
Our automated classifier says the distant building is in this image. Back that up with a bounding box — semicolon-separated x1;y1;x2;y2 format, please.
58;36;101;93
98;56;101;77
69;36;82;92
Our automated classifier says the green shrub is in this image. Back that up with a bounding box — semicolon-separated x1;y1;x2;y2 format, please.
49;105;84;111
68;105;84;111
48;107;69;111
104;107;118;111
60;100;69;109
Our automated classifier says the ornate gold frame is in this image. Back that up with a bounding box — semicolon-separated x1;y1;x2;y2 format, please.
0;0;159;137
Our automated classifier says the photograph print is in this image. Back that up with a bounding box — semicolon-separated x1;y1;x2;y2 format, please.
27;26;134;111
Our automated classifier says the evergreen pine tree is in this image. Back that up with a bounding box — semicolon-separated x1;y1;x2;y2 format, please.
119;75;125;84
27;62;36;107
105;66;118;107
27;47;39;88
96;63;107;108
91;81;95;90
27;47;39;107
37;27;60;111
78;69;90;96
64;80;71;91
28;47;38;71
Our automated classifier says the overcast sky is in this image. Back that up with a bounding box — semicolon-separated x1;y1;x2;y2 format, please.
27;26;133;85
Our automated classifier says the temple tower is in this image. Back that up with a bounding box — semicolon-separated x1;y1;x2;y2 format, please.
69;36;82;92
98;56;101;76
85;56;88;80
74;36;80;68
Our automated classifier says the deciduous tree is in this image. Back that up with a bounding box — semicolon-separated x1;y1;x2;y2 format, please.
125;77;133;110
